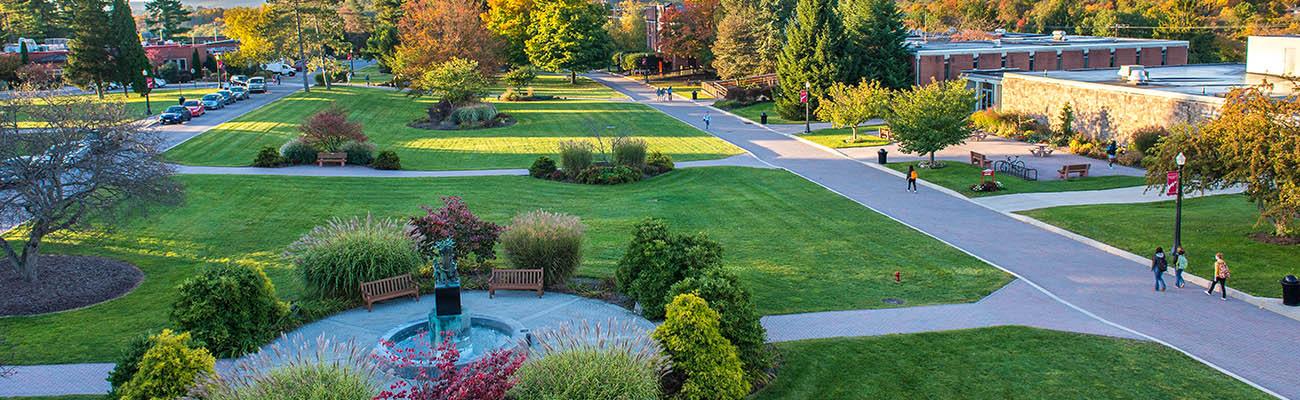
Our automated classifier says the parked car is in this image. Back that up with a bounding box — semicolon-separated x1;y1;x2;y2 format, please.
229;86;249;100
159;105;191;124
261;61;296;76
216;90;236;105
151;77;168;88
230;75;249;87
247;77;267;93
201;93;225;110
182;100;206;117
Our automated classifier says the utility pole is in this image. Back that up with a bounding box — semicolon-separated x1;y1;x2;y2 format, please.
294;0;310;93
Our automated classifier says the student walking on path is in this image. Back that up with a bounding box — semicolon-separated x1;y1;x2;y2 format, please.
1152;247;1168;292
1106;140;1119;169
703;112;711;131
1207;253;1230;300
906;166;918;193
1174;247;1188;288
666;86;673;101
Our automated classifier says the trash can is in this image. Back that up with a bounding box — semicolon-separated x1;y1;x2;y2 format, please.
692;90;698;100
760;112;768;125
1283;275;1300;306
878;149;888;164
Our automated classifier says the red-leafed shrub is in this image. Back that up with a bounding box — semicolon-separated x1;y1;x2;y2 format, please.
375;333;526;400
299;106;366;152
408;196;503;261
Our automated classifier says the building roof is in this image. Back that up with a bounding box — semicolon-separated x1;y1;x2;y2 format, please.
909;32;1188;56
1002;63;1296;101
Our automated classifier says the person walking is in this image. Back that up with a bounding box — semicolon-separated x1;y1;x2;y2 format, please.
1106;140;1119;169
1206;253;1230;300
666;86;673;101
703;112;711;131
1174;246;1188;288
1151;247;1168;292
906;165;918;193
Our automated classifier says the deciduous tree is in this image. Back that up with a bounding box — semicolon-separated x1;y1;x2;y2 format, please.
482;0;533;66
0;85;182;283
711;0;782;79
774;0;849;119
887;80;976;166
144;0;191;40
365;0;403;71
392;0;504;81
222;6;283;68
816;80;892;142
607;0;649;53
657;0;720;68
525;0;611;83
410;58;490;105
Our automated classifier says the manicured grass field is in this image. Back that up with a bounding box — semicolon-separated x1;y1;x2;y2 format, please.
489;73;626;99
726;101;812;125
164;85;738;170
798;127;889;149
0;167;1008;364
886;161;1147;197
754;326;1269;399
1021;194;1298;297
352;63;394;85
17;86;210;127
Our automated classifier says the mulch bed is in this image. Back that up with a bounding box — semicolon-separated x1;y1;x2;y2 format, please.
1249;232;1300;245
0;255;143;316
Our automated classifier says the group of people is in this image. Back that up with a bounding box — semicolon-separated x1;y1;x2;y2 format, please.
1151;247;1231;300
655;86;674;101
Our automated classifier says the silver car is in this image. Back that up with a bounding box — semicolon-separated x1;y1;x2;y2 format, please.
247;77;267;93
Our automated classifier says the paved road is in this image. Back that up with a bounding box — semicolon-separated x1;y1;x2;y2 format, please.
588;72;1300;399
155;80;308;151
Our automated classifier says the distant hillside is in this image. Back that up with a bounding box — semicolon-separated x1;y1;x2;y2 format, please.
129;0;263;12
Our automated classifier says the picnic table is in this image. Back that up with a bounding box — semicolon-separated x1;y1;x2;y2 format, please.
1030;144;1055;157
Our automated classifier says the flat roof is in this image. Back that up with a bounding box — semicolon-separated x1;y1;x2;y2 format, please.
910;32;1187;56
1003;64;1295;101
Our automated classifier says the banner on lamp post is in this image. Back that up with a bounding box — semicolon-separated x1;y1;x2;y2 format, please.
799;90;808;103
1166;171;1180;196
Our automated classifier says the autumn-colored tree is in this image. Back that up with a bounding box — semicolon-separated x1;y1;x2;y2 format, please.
657;0;720;68
607;0;649;52
221;6;284;69
393;0;504;82
482;0;534;65
816;80;892;142
1145;87;1300;237
299;106;367;152
711;0;782;79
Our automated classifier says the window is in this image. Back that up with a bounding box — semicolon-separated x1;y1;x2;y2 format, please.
943;57;951;80
1028;53;1035;70
1056;52;1063;70
1161;47;1168;65
1083;50;1090;68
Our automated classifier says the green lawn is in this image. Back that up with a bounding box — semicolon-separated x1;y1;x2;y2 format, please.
352;63;393;85
886;161;1147;197
798;127;889;149
164;85;737;170
1;167;1008;364
1021;194;1298;297
18;86;209;127
489;73;626;100
0;396;103;400
726;101;812;125
755;326;1269;400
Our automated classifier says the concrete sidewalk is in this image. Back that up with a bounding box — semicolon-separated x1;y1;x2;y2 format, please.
589;71;1300;399
975;185;1247;212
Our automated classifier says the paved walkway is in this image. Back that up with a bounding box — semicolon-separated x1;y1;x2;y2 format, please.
975;185;1247;212
588;72;1300;399
171;154;774;177
0;291;653;397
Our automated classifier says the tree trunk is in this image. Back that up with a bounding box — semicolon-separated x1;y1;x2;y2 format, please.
570;70;577;84
20;240;39;282
929;151;936;166
851;126;859;142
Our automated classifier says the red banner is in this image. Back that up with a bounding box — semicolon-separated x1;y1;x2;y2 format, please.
1166;171;1180;196
799;90;808;103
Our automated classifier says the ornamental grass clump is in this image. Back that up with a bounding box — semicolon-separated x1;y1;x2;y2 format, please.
191;335;382;400
557;140;594;176
611;136;647;170
501;210;585;287
286;214;424;299
512;319;668;400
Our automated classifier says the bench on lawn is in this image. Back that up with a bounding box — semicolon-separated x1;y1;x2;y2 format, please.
970;151;992;168
361;273;419;312
317;152;346;167
1058;164;1091;179
877;126;892;141
488;269;543;298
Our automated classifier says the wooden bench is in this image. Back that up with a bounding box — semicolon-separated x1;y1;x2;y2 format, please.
969;151;992;168
488;269;544;298
970;130;989;141
1058;164;1091;179
877;126;893;141
360;273;419;312
317;152;346;167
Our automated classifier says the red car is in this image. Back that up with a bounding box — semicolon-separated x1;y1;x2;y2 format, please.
182;100;206;117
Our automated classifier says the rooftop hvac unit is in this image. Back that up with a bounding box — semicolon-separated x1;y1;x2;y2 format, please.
1117;65;1145;79
1052;30;1067;41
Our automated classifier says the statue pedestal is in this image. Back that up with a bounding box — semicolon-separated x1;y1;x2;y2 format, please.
429;284;470;350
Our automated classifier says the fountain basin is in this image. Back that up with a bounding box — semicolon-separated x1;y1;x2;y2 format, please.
374;313;529;379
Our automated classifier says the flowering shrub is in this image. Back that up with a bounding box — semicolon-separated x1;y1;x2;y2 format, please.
117;330;215;400
652;294;749;400
286;215;425;299
501;210;585;287
408;196;503;262
299;106;366;152
969;180;1004;192
170;264;289;357
375;333;526;400
192;335;381;400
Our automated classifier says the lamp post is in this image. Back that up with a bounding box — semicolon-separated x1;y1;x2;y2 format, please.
1173;152;1186;260
142;69;152;116
803;81;811;134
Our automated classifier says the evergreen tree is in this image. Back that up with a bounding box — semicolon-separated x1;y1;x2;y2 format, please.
2;0;62;39
525;0;611;84
774;0;848;119
841;0;912;89
64;0;113;98
190;47;201;78
108;0;149;96
19;41;28;64
144;0;191;41
710;0;781;79
365;0;403;71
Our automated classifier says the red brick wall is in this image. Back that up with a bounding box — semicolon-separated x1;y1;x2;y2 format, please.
1139;47;1164;66
976;53;1001;69
948;54;974;78
1060;50;1085;70
916;55;945;84
1029;52;1056;71
1006;52;1030;70
1164;46;1188;66
1114;48;1137;65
